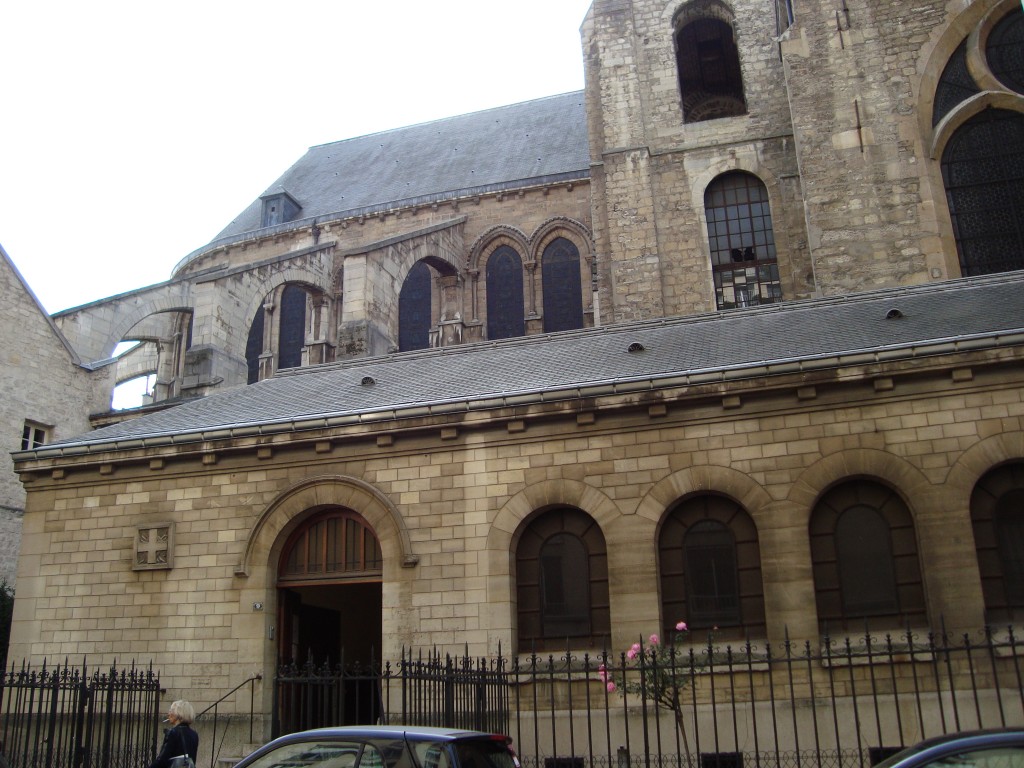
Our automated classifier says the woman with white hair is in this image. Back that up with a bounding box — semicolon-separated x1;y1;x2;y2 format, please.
148;699;199;768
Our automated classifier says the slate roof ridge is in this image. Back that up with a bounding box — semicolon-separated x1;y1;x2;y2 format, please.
302;90;586;154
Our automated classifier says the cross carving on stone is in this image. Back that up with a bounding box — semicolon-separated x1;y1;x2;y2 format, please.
134;524;172;570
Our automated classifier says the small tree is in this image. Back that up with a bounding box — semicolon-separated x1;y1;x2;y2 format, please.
601;621;696;765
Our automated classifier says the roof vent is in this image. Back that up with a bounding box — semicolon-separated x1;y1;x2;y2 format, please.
627;342;646;353
361;376;376;387
885;308;904;320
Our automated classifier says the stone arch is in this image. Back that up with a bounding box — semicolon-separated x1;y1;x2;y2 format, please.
239;266;333;340
236;474;417;580
468;226;530;272
666;0;737;29
931;91;1024;159
788;449;932;522
486;480;627;643
530;217;593;262
945;432;1024;511
104;295;194;360
636;464;773;527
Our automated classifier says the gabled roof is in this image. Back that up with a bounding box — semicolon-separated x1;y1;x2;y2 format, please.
26;271;1024;456
211;91;589;243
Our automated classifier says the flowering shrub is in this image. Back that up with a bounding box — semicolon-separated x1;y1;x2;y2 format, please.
599;621;695;755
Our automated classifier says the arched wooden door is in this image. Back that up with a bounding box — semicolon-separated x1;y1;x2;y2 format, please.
276;508;383;667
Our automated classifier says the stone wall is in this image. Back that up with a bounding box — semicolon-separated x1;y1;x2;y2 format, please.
9;341;1023;710
0;250;112;584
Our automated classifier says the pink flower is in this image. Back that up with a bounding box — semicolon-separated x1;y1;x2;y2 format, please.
606;681;616;692
649;634;660;646
598;664;608;682
676;621;688;631
626;642;641;660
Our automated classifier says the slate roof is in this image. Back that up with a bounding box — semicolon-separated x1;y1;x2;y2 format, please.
30;271;1024;455
212;91;589;243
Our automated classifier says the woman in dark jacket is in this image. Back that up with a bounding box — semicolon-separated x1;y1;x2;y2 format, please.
149;699;199;768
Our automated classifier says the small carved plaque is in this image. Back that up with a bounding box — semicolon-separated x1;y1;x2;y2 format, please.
134;523;173;571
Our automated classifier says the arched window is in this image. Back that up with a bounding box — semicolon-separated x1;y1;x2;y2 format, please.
486;245;525;340
676;16;746;122
970;463;1024;622
279;509;383;585
278;284;306;370
941;108;1024;276
541;238;584;333
516;508;609;651
399;261;434;352
810;481;926;631
705;172;781;309
659;494;765;638
245;304;265;384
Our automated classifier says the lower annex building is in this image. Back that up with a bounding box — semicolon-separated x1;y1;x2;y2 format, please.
5;0;1023;738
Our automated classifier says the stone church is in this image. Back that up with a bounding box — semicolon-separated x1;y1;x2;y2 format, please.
6;0;1023;732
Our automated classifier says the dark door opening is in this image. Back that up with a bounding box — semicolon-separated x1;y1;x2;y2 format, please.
276;581;383;730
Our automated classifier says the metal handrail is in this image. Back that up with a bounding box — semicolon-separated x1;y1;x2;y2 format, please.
195;673;262;768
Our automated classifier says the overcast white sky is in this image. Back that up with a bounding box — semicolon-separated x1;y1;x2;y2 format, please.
0;1;594;314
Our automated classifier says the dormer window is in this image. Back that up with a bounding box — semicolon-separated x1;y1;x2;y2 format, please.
260;190;302;228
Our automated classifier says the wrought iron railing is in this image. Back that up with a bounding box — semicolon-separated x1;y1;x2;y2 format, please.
195;673;262;768
275;626;1024;768
0;659;161;768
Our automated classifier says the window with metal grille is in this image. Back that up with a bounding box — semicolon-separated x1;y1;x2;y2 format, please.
279;510;382;584
516;508;609;651
486;245;525;340
970;463;1024;622
704;172;782;309
932;40;978;127
399;261;434;352
676;17;746;123
658;495;765;637
941;108;1024;276
810;481;926;631
684;520;741;626
986;7;1024;95
541;238;584;333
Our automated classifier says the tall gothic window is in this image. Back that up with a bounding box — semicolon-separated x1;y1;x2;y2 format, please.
278;284;306;370
399;261;433;352
245;304;265;384
676;16;746;122
659;494;765;638
516;508;609;651
941;108;1024;276
541;238;584;333
486;245;525;340
970;463;1024;622
705;172;782;309
810;481;926;632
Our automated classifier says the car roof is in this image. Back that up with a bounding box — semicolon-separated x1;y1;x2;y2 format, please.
878;729;1024;768
277;725;508;742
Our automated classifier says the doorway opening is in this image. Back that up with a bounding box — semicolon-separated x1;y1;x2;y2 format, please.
275;508;383;728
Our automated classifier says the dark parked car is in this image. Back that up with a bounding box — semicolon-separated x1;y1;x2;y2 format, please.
232;725;520;768
875;729;1024;768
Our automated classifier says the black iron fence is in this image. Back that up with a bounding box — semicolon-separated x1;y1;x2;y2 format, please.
0;659;161;768
277;626;1023;768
